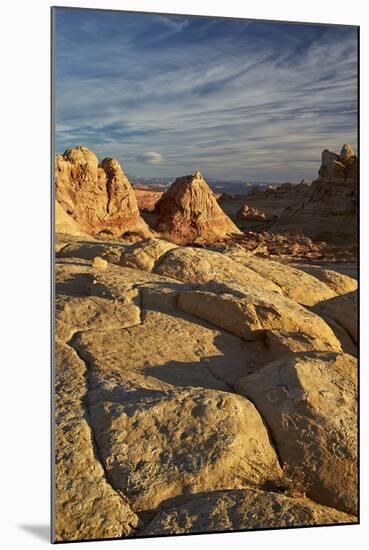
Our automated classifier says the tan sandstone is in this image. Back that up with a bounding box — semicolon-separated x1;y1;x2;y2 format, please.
225;253;337;306
154;245;282;293
312;290;357;344
54;342;138;541
55;146;151;238
92;256;108;270
274;145;357;244
120;238;177;272
55;200;88;237
289;264;357;295
54;232;358;538
236;352;358;514
89;388;282;511
142;488;356;535
177;281;341;355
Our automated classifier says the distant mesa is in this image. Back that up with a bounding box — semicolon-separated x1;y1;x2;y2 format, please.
246;184;267;197
274;144;357;245
218;191;234;201
154;170;242;244
245;180;310;201
275;182;294;193
55;146;152;239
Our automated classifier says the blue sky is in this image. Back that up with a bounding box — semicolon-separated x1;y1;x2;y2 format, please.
54;8;358;182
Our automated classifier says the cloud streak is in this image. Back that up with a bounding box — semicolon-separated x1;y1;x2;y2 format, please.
54;9;358;182
136;151;164;164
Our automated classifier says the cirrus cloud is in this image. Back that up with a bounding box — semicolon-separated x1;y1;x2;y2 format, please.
55;9;358;181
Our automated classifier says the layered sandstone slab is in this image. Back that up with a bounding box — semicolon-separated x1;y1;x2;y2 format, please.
120;238;177;272
291;265;357;295
55;293;141;343
54;342;138;541
236;352;358;514
54;237;357;538
56;239;125;265
55;146;151;238
154;170;242;243
88;388;282;511
142;488;356;535
120;239;339;308
70;303;282;511
177;281;341;356
313;291;357;344
225;252;337;306
154;246;282;293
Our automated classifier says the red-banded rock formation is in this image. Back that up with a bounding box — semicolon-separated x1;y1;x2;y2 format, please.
154;170;242;244
274;145;357;245
133;186;163;211
55;146;151;238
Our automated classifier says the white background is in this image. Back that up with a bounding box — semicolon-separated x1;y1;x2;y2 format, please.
1;0;368;548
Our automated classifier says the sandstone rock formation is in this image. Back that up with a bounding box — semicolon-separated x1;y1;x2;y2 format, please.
142;488;355;535
220;181;311;228
291;265;357;295
55;200;88;237
313;290;357;344
56;240;124;265
236;203;267;221
120;239;353;355
89;387;282;511
226;232;326;259
153;246;282;293
154;170;242;243
54;342;138;541
177;281;341;355
274;145;357;244
120;238;177;272
54;235;357;540
224;251;337;306
236;352;358;514
55;146;151;238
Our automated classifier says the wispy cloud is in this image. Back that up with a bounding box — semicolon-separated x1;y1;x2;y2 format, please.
54;9;358;181
136;151;164;164
156;15;190;33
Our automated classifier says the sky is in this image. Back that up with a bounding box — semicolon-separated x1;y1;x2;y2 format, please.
54;8;358;182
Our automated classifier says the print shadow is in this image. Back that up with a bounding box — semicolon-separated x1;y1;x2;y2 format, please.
18;524;50;542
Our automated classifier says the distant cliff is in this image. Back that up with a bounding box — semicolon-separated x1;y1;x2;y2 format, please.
273;144;357;245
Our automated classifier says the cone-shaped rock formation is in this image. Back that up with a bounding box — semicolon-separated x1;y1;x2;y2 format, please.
154;170;242;243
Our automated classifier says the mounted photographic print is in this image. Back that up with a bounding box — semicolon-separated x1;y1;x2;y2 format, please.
52;6;359;543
